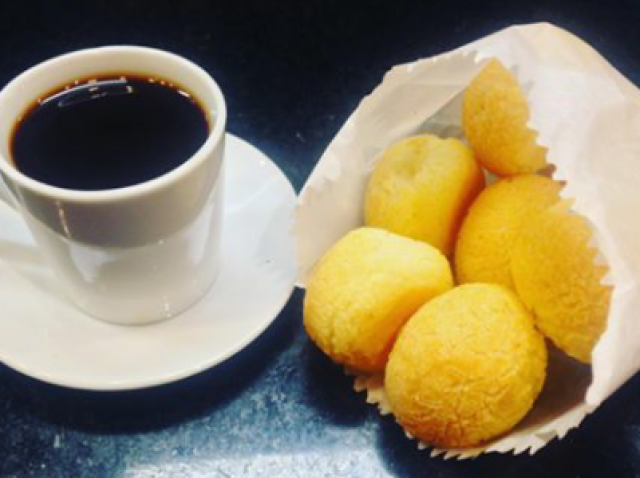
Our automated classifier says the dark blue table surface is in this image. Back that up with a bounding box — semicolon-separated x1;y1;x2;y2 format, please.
2;1;640;477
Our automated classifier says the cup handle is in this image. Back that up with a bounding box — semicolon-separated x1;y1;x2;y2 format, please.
0;178;17;210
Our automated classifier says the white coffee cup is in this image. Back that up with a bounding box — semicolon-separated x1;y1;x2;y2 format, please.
0;46;227;325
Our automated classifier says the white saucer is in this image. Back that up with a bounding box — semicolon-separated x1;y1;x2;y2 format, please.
0;134;297;391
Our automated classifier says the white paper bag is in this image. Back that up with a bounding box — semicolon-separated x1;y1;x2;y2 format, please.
295;22;640;456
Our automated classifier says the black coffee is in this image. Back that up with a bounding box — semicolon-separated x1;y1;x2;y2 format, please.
10;75;210;190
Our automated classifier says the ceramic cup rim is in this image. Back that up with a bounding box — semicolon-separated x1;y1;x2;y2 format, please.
0;45;227;204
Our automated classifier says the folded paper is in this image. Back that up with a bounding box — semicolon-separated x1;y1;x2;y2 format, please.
296;22;640;455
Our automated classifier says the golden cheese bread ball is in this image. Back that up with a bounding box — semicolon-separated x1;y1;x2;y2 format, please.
364;134;484;257
511;204;611;363
455;175;562;289
463;59;547;176
304;227;453;373
385;283;547;448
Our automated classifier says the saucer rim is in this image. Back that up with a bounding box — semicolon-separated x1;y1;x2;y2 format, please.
0;133;298;391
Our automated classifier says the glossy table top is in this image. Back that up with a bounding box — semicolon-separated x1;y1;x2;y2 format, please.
2;1;640;477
